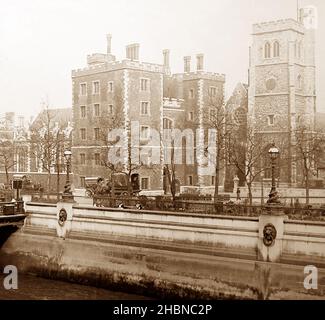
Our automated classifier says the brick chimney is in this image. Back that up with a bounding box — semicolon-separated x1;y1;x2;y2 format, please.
106;34;112;54
18;116;24;127
196;54;204;71
5;112;14;127
184;56;191;73
163;49;170;68
126;43;140;61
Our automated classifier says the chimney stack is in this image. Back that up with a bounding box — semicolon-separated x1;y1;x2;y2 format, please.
163;49;170;68
18;116;24;128
5;112;14;127
184;56;191;73
126;43;140;61
106;34;112;54
196;54;204;71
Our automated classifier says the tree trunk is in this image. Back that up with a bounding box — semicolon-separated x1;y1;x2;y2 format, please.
247;182;253;206
304;161;310;206
305;173;310;206
214;153;220;204
47;172;51;200
5;166;9;185
56;163;60;201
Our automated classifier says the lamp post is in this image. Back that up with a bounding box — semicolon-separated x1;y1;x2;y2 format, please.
267;143;280;204
63;150;73;201
260;171;264;205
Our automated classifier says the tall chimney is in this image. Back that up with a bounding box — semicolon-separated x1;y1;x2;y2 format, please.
18;116;24;127
106;34;112;54
184;56;191;73
126;43;140;61
163;49;170;68
196;54;204;71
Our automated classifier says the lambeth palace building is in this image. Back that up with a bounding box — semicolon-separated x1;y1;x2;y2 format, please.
71;36;225;194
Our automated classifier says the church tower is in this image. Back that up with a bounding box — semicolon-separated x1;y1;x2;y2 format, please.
248;6;317;185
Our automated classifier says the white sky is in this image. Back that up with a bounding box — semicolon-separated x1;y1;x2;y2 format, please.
0;0;324;120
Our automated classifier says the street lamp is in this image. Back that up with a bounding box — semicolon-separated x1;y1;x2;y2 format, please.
63;150;73;200
267;143;280;204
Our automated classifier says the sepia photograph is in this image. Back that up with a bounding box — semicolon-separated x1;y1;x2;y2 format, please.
0;0;324;306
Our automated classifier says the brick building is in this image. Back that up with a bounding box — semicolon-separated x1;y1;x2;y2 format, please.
71;36;225;194
0;109;72;191
248;6;317;186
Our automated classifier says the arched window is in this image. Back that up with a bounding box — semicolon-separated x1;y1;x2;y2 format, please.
163;117;173;140
264;42;271;59
273;41;280;57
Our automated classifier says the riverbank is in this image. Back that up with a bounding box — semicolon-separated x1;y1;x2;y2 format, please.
1;228;324;300
0;273;151;300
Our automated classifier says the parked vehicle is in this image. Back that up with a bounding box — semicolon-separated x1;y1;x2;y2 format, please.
85;173;142;207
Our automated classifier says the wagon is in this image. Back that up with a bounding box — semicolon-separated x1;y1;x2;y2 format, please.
85;173;143;208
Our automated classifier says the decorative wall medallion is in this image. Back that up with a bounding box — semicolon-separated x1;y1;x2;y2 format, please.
58;208;67;227
266;78;276;91
263;223;277;247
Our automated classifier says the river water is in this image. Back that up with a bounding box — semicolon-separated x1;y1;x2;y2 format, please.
0;274;150;300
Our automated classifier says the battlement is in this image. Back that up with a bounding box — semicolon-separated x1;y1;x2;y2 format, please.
87;53;111;66
72;59;165;77
163;97;184;109
171;71;225;82
253;18;305;35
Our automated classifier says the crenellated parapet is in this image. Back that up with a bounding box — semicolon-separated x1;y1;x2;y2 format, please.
253;19;305;35
72;59;165;78
163;97;184;109
171;71;225;83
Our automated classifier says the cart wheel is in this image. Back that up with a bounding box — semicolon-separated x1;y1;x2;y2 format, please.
136;203;143;210
86;190;93;198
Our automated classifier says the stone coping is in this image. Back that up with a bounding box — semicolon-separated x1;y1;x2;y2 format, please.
74;205;259;222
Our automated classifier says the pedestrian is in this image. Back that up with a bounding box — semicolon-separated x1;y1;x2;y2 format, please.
236;187;241;201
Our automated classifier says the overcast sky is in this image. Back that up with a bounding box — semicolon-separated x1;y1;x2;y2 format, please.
0;0;324;121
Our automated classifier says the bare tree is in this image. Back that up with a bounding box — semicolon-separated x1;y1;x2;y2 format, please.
202;92;232;202
99;110;144;196
30;104;66;196
0;140;17;185
292;121;325;205
163;138;178;207
227;120;269;205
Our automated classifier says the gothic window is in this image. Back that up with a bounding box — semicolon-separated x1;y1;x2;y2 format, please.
268;115;275;126
163;118;173;140
264;42;271;59
266;78;276;91
273;41;280;57
163;118;173;130
297;75;302;90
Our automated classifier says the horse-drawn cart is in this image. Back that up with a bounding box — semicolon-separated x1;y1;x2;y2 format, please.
85;173;144;208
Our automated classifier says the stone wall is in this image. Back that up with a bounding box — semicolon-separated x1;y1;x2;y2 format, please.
0;202;324;299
